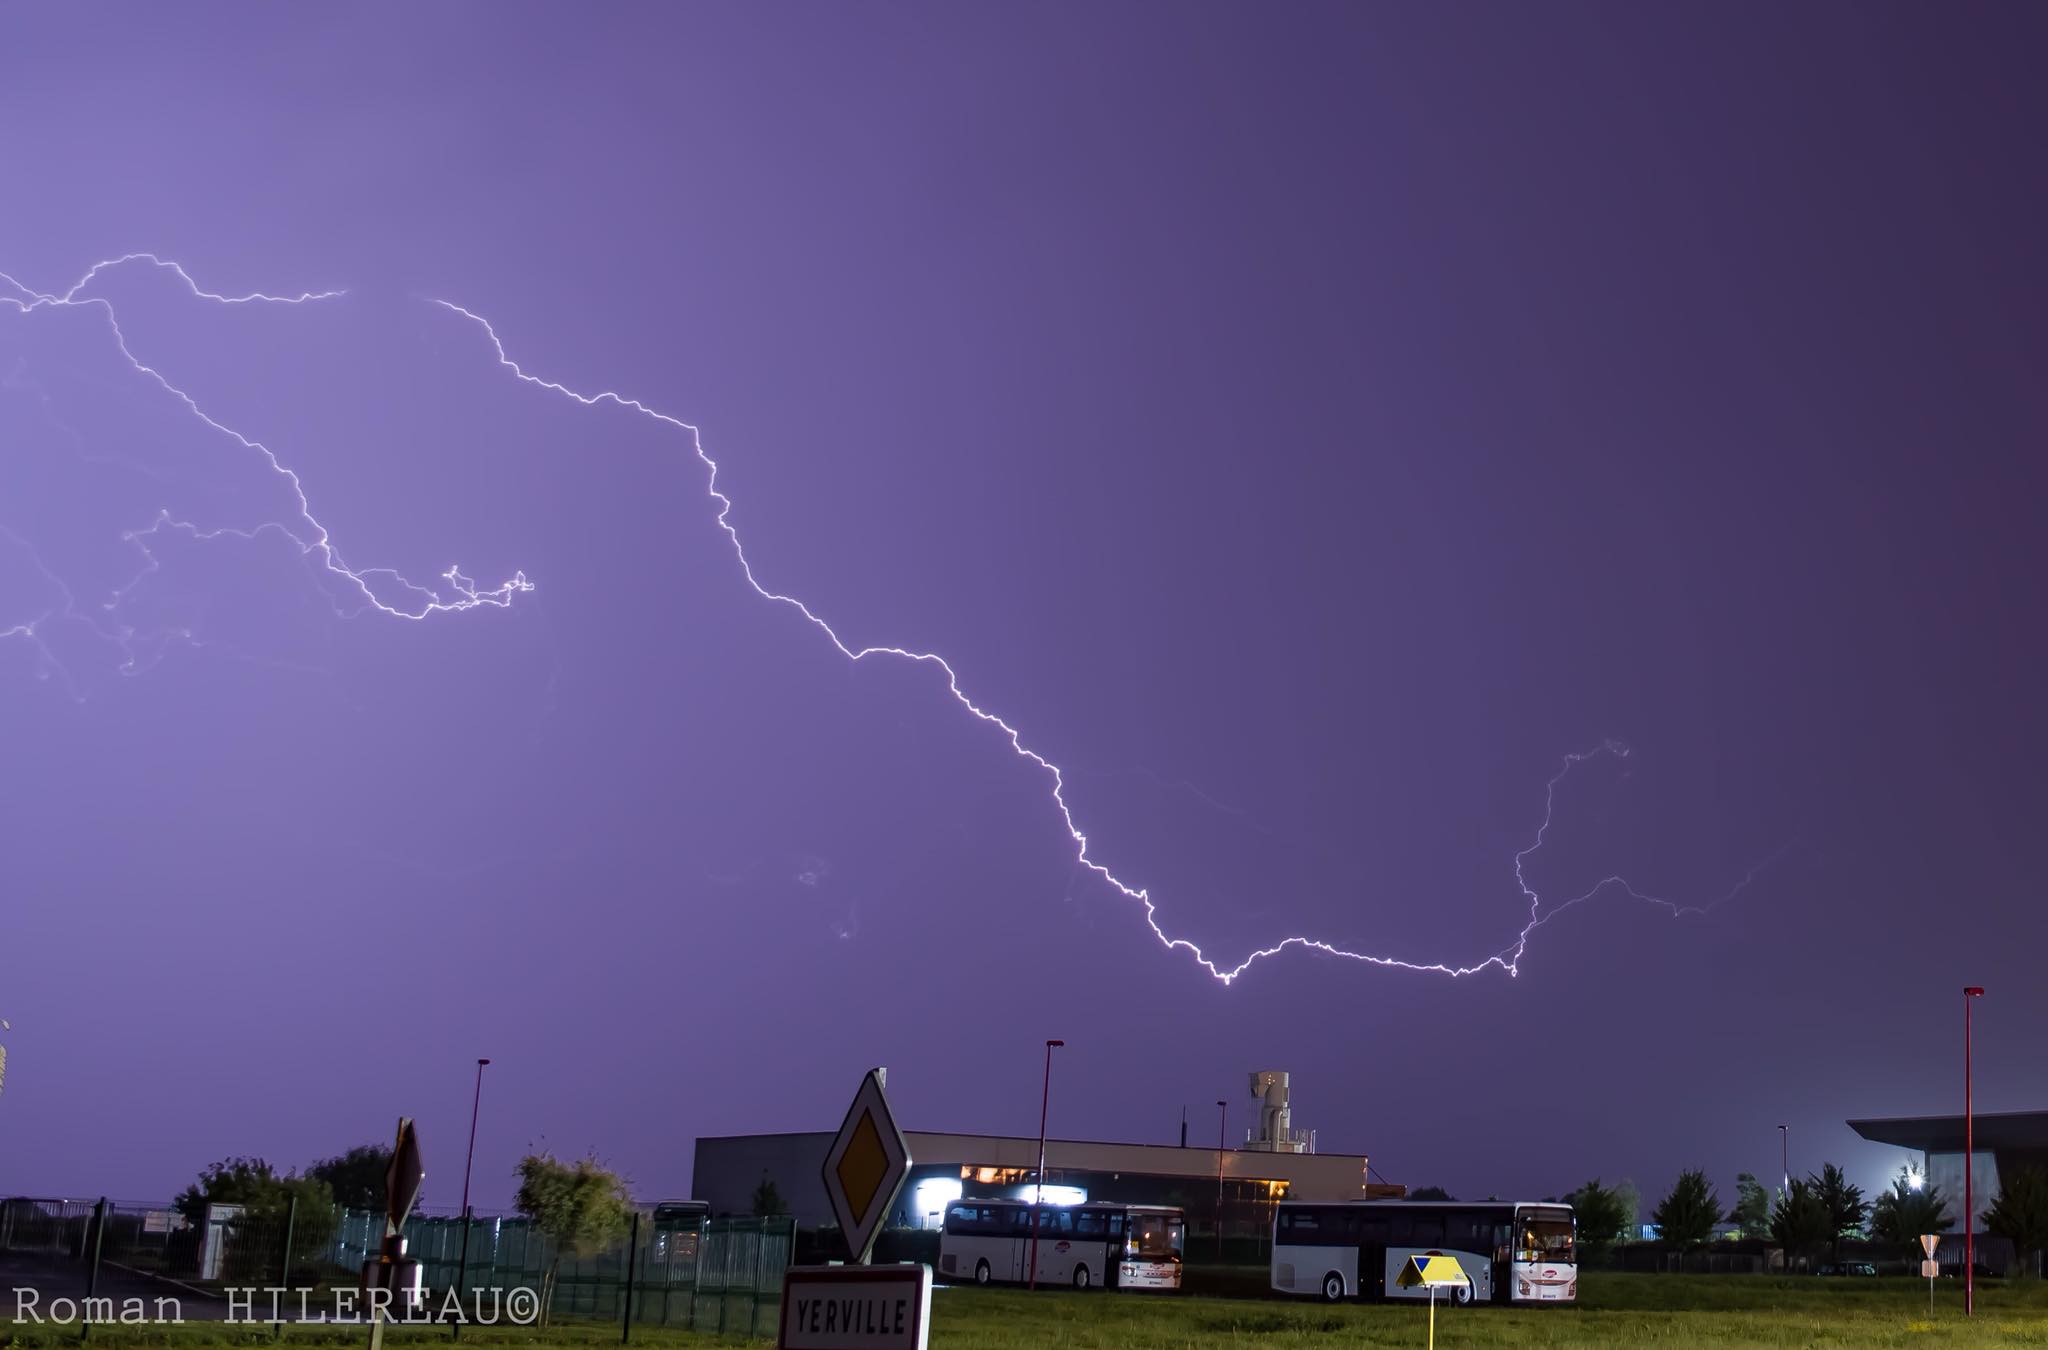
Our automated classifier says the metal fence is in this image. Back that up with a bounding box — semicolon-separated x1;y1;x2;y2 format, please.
0;1197;793;1338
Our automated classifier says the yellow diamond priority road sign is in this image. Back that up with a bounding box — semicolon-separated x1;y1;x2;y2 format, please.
1396;1254;1468;1289
822;1069;911;1264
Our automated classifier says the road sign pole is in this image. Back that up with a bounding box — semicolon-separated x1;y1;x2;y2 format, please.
621;1211;640;1344
370;1117;425;1350
1427;1285;1436;1350
81;1197;107;1344
275;1194;298;1342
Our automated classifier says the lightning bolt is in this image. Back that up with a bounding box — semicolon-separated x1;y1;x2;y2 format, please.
3;254;1787;982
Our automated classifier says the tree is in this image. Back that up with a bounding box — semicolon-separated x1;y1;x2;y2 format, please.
174;1158;334;1227
307;1144;392;1213
1770;1179;1833;1271
1868;1168;1953;1261
1566;1179;1629;1259
514;1153;635;1324
1650;1170;1722;1254
172;1157;338;1276
1985;1166;2048;1279
1729;1172;1772;1240
751;1175;788;1218
1613;1180;1642;1241
1406;1186;1455;1202
1808;1163;1868;1264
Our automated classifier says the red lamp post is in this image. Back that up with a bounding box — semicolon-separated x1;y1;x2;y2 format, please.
1026;1039;1064;1291
1215;1100;1229;1258
1964;986;1984;1317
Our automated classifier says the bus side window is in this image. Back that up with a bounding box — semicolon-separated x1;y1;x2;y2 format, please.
1073;1210;1104;1237
1108;1215;1124;1238
1386;1215;1412;1247
1358;1218;1390;1248
1409;1216;1445;1247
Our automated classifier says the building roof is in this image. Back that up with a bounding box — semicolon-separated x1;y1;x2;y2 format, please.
1848;1110;2048;1152
695;1127;1366;1162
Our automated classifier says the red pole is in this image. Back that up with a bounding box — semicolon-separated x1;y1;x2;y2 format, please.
461;1058;491;1219
1964;987;1983;1316
1215;1100;1228;1259
1027;1039;1063;1291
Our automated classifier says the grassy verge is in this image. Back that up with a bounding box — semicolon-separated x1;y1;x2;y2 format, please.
8;1274;2048;1348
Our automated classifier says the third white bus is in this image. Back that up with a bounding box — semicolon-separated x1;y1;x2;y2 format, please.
1271;1200;1576;1304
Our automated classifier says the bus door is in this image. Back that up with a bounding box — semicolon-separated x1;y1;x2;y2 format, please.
1001;1204;1030;1281
1356;1215;1391;1297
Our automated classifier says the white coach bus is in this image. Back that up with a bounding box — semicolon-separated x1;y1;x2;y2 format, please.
940;1199;1185;1291
1271;1200;1576;1304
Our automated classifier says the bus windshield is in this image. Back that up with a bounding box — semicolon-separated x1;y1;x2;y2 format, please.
1127;1212;1185;1261
1516;1213;1575;1264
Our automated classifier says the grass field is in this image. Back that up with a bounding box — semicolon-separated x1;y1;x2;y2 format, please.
6;1274;2048;1348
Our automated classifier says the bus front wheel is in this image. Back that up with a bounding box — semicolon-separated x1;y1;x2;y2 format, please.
1073;1265;1092;1290
1452;1280;1475;1306
974;1260;991;1286
1321;1272;1345;1301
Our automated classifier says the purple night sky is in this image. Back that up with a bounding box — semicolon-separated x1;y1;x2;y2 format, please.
3;3;2044;1212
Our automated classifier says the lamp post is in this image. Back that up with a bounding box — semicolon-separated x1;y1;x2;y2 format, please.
1965;986;1984;1317
1215;1100;1229;1258
1026;1039;1064;1291
454;1057;491;1335
1778;1124;1789;1198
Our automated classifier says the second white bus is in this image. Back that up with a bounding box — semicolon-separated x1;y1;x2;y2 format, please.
940;1199;1185;1291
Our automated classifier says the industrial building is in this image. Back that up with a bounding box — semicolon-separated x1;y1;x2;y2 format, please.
1847;1109;2048;1276
694;1071;1383;1240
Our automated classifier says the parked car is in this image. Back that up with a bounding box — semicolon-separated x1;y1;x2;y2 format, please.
1816;1262;1878;1277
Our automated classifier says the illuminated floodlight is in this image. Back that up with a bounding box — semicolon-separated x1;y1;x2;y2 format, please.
912;1177;963;1226
1020;1184;1087;1206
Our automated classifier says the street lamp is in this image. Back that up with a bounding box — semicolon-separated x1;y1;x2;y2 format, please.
454;1057;491;1336
1215;1100;1229;1258
1778;1124;1789;1198
1965;986;1984;1317
1026;1040;1064;1291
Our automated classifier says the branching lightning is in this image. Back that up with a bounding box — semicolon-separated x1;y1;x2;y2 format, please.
2;253;1786;983
0;253;531;648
